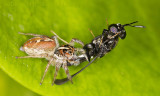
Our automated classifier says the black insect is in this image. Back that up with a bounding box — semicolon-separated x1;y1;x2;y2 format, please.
84;21;145;60
54;21;145;85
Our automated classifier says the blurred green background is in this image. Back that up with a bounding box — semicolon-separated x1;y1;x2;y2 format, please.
0;0;160;96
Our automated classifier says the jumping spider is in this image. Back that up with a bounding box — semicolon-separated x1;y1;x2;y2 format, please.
16;30;88;85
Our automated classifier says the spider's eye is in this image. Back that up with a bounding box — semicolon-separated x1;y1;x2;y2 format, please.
110;26;118;33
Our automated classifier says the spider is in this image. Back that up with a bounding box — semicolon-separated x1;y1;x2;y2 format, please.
16;30;88;85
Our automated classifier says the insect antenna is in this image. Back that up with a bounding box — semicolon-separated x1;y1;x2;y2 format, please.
123;21;145;28
106;18;109;27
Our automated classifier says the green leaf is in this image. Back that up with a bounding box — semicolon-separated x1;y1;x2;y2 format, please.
0;0;160;96
0;69;39;96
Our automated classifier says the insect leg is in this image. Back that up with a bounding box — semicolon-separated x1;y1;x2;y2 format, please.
40;58;54;85
88;28;95;38
50;30;69;44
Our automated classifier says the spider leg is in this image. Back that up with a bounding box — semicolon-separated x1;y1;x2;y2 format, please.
69;38;84;46
54;55;99;85
51;30;84;46
52;63;61;85
16;55;45;59
18;32;44;37
63;64;73;84
51;36;59;48
40;58;54;85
